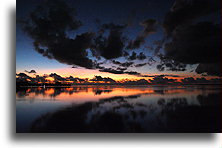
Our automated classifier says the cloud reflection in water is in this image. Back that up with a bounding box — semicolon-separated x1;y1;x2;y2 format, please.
16;86;221;133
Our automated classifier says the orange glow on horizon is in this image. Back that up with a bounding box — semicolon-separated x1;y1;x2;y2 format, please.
16;67;220;83
45;77;55;82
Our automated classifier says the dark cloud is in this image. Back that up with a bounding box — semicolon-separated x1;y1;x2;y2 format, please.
92;61;142;76
140;74;180;78
127;36;145;50
99;67;125;74
134;63;147;67
156;54;187;72
156;64;165;71
163;0;221;36
124;71;141;76
159;0;222;76
141;19;158;35
71;66;78;68
147;57;156;66
112;60;134;68
112;60;121;65
116;67;127;71
101;23;127;31
160;74;180;78
165;22;221;64
20;0;97;69
120;62;134;67
137;52;146;60
195;63;222;76
151;39;166;56
92;23;127;59
163;22;221;75
127;19;157;49
123;51;129;57
99;61;181;77
98;66;141;76
128;51;137;60
25;70;36;73
36;31;95;69
128;52;146;61
17;73;30;78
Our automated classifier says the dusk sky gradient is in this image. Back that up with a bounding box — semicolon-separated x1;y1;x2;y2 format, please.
16;0;221;81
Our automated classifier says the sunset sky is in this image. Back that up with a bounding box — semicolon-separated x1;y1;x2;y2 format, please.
16;0;221;81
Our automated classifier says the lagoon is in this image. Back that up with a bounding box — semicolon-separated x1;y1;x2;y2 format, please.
16;85;221;133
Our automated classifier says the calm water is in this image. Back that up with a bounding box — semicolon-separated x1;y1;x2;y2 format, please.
16;85;221;133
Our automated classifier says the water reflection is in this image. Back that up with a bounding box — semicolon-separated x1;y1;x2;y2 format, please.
16;85;221;133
